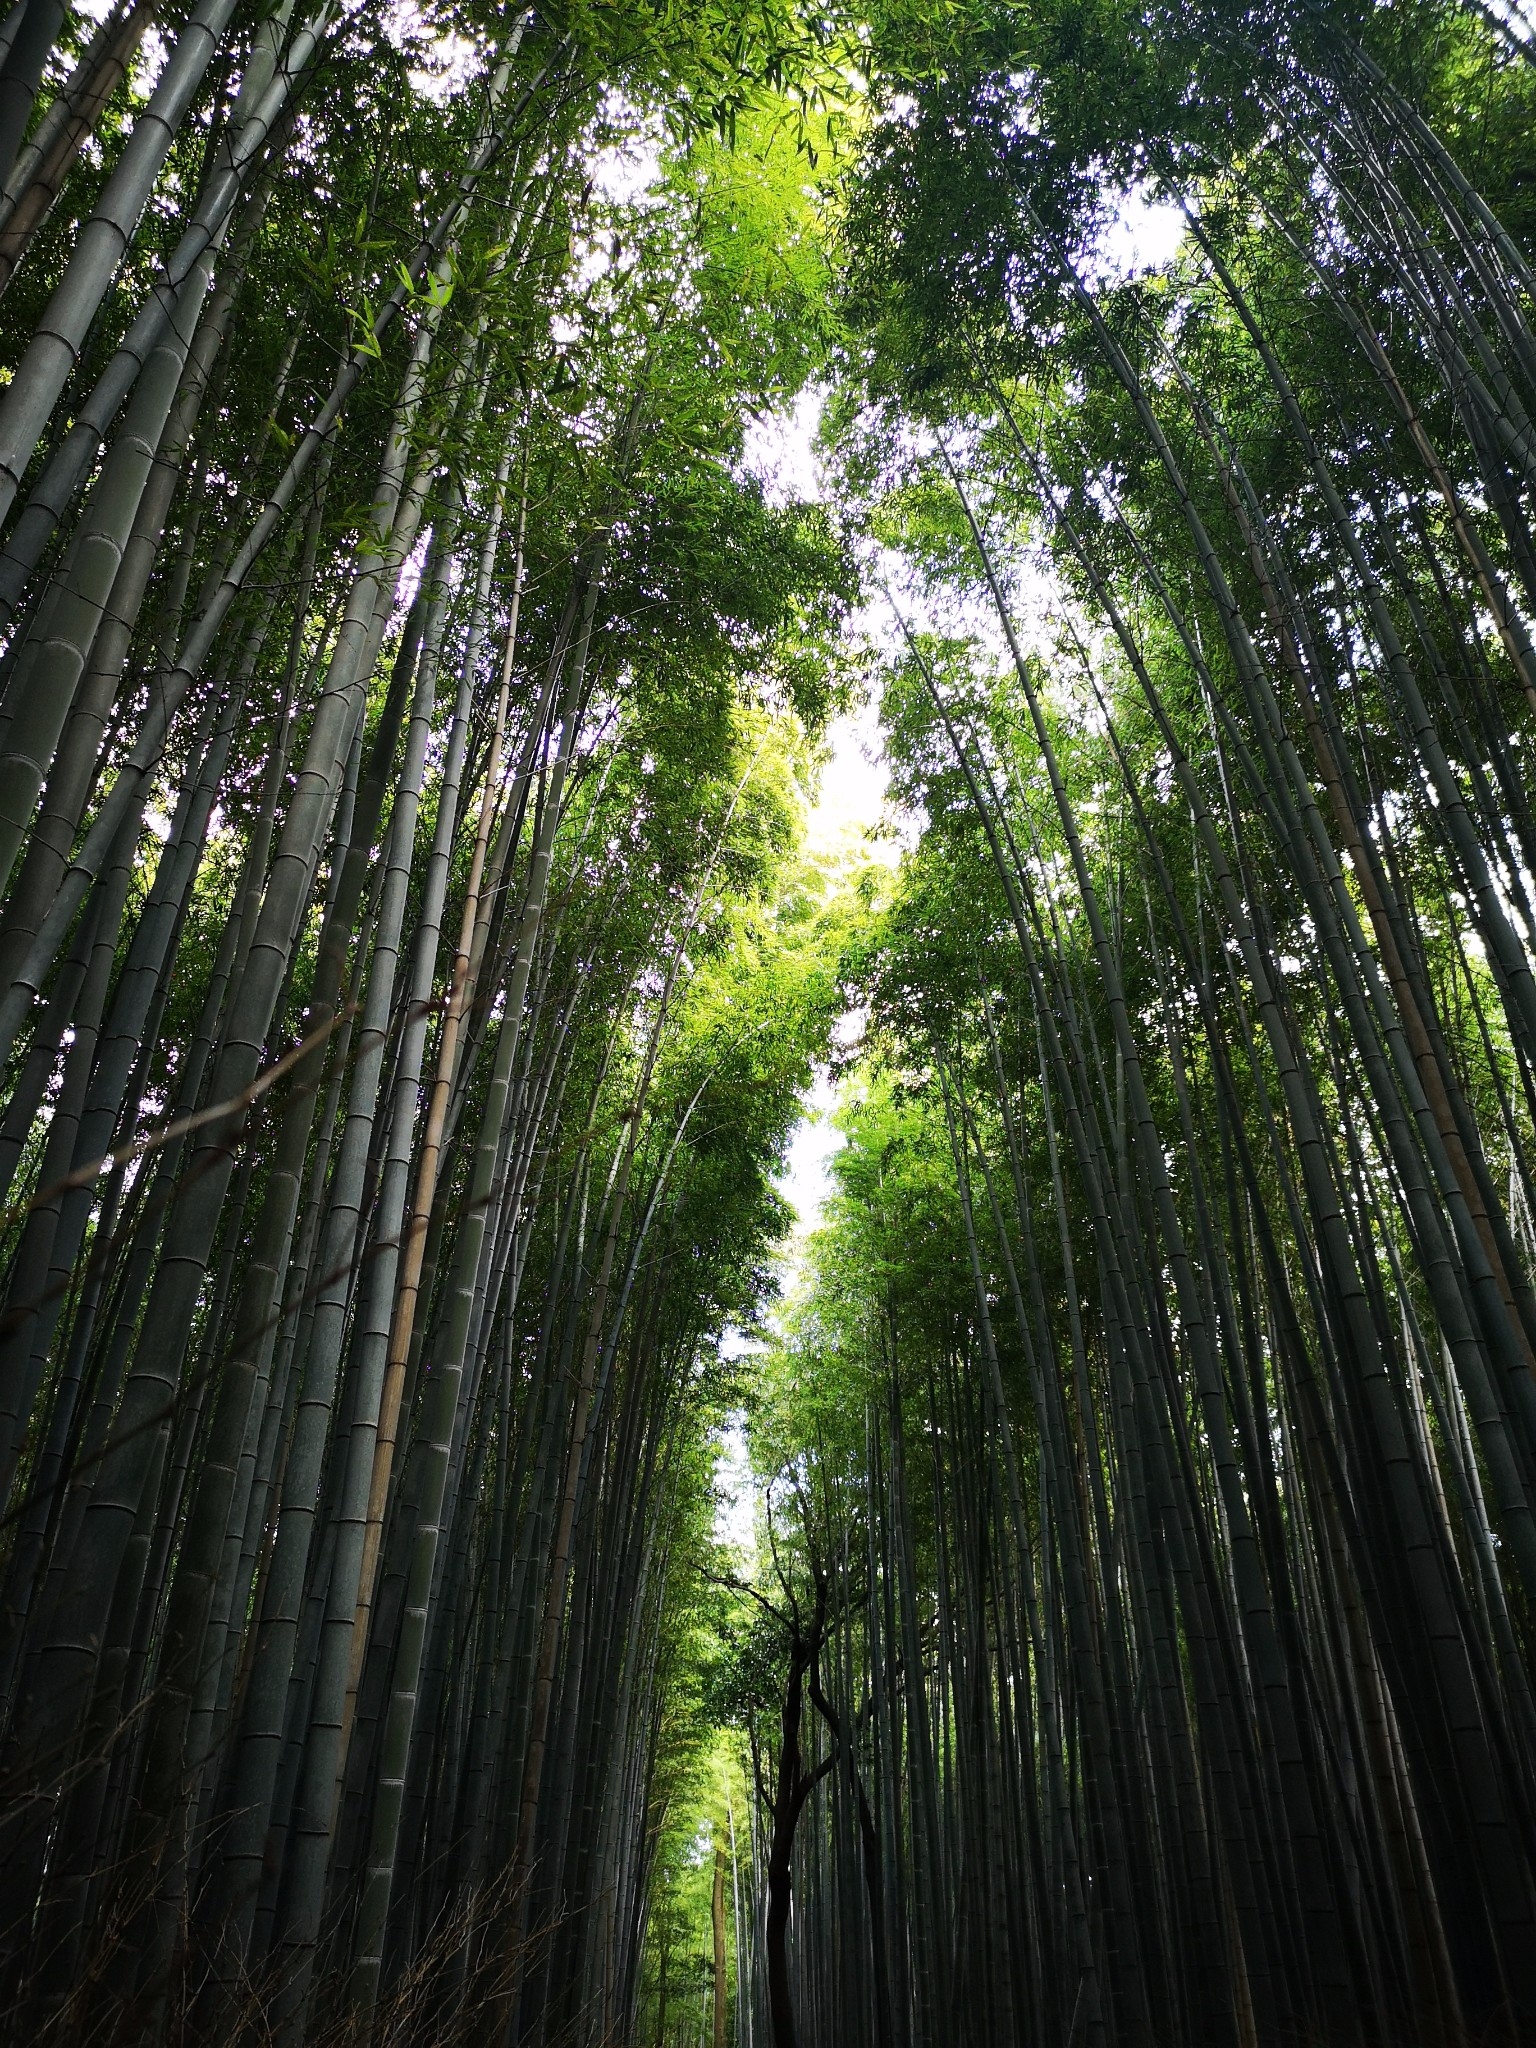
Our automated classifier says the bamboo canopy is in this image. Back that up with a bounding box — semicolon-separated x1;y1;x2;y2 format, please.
0;1;1534;2045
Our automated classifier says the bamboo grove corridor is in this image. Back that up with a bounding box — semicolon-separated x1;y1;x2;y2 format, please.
2;1;1536;2044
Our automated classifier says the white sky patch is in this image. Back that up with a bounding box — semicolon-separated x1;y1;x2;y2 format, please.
130;23;168;99
712;1409;756;1553
393;525;432;615
1484;0;1536;48
743;388;825;507
381;0;485;102
591;120;664;206
744;395;899;865
407;32;481;102
708;396;909;1550
710;629;894;1554
806;692;891;861
767;696;895;1297
1087;186;1186;283
779;1063;843;1248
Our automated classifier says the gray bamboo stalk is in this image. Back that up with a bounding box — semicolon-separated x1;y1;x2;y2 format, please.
0;0;65;188
0;0;154;293
341;450;521;1758
0;169;259;999
262;517;460;2027
351;566;603;2006
0;0;242;521
0;50;539;1042
0;245;214;906
0;293;443;1871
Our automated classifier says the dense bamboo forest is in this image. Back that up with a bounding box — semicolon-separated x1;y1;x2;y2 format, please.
1;0;1535;2041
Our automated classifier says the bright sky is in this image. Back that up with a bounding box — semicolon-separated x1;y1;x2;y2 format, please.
712;700;887;1556
747;392;899;1265
713;396;895;1553
710;188;1188;1553
775;704;887;1246
1090;186;1185;280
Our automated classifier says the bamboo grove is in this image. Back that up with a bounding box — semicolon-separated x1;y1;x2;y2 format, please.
0;0;857;2039
7;0;1536;2044
714;5;1536;2048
